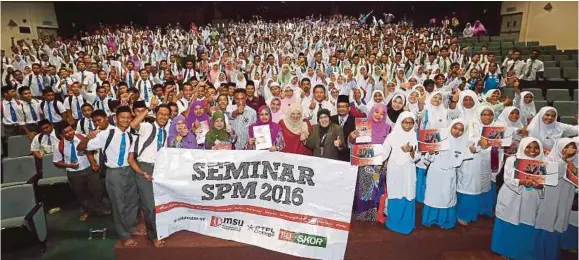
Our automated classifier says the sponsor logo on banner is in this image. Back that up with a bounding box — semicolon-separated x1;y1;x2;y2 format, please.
209;216;244;231
247;224;275;237
173;216;206;223
278;229;328;248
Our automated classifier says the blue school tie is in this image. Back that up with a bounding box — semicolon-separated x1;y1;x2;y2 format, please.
36;75;44;92
117;133;126;167
28;102;38;121
88;120;94;131
144;81;149;101
76;98;83;119
47;135;52;145
9;102;17;122
70;140;78;163
47;101;54;122
128;74;133;88
157;128;164;151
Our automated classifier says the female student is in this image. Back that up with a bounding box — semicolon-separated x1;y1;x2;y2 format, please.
385;93;406;126
527;106;578;152
491;137;546;260
383;111;419;234
349;103;392;222
456;105;497;225
205;111;237;150
422;119;474;229
496;107;528;189
534;138;577;260
246;106;285;151
279;103;312;156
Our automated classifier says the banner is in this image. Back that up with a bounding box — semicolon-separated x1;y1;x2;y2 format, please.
153;148;358;260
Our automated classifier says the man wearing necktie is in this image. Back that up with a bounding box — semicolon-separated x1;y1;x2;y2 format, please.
127;104;171;247
17;86;40;135
78;106;138;247
54;124;107;221
1;87;24;146
330;95;356;162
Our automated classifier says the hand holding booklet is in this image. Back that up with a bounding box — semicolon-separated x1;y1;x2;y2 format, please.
253;125;273;150
514;158;559;186
355;118;372;143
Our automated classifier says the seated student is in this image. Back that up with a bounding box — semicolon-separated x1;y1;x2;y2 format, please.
76;104;95;135
17;86;41;136
30;119;59;159
127;104;170;248
82;84;112;115
77;106;139;247
53;123;107;221
64;82;88;123
40;88;67;135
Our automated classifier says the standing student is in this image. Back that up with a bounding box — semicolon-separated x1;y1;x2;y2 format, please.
2;86;25;141
17;86;41;135
491;137;545;260
76;104;95;135
77;106;139;247
30;119;58;159
534;138;577;260
383;111;419;234
63;82;88;123
527;106;578;151
53;123;106;221
127;104;170;248
421;119;474;229
349;103;391;222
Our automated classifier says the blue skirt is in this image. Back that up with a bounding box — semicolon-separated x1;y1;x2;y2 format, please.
421;205;457;229
457;190;494;223
491;218;536;260
385;198;415;235
534;229;561;260
561;225;578;250
415;168;426;204
479;184;496;217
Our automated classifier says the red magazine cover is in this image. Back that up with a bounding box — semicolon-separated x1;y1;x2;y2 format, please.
565;162;578;187
350;144;383;166
355;118;372;143
514;158;547;187
418;129;442;152
481;126;505;147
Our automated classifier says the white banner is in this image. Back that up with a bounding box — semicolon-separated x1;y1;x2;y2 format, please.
153;148;358;260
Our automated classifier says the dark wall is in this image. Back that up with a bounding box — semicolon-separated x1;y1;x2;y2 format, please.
55;2;501;37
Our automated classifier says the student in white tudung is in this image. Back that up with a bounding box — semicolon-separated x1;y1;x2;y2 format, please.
383;111;420;235
491;137;545;260
53;123;107;221
421;119;474;229
63;82;88;122
527;106;578;151
127;104;171;248
534;138;577;260
561;139;579;253
456;105;499;226
77;106;139;247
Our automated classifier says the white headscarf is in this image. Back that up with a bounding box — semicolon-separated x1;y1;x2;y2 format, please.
423;91;449;129
405;89;421;114
527;106;564;149
497;106;524;129
544;138;578;167
388;111;418;151
366;90;385;110
440;119;471;168
458;90;480;123
516;137;544;161
519;91;536;125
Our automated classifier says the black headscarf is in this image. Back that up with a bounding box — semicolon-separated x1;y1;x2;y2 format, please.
317;108;331;138
386;94;406;124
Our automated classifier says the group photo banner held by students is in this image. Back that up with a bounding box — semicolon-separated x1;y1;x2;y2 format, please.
153;148;358;260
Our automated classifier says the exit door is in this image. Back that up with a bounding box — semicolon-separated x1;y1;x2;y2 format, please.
500;13;523;41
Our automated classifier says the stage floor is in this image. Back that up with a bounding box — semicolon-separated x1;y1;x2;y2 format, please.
115;212;505;260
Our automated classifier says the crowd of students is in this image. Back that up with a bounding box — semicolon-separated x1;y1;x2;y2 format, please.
1;14;577;258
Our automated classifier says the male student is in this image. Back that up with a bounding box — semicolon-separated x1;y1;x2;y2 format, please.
63;82;88;122
40;88;68;135
53;123;107;221
135;69;154;103
2;86;25;141
22;63;45;98
331;95;356;162
77;106;139;247
18;86;42;135
82;85;112;115
127;104;171;248
303;84;336;125
30;119;59;159
76;103;95;135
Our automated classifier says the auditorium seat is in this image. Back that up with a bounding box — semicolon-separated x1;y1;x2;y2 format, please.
525;88;545;100
502;87;515;99
540;55;553;61
501;42;513;49
490;36;502;42
514;42;526;48
546;89;572;102
554;55;570;62
543;61;556;68
542;45;557;53
7;135;31;158
488;42;500;49
527;41;540;47
559;60;577;68
37;154;68;186
560;116;578;125
574;89;578;101
544;67;564;88
1;184;47;247
534;100;548;111
553;101;578;117
1;156;37;187
573;55;578;61
563;67;578;80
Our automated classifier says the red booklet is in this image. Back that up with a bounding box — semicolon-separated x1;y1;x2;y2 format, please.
418;129;442;152
565;162;578;187
481;126;506;147
355;118;372;143
514;159;548;187
350;144;383;166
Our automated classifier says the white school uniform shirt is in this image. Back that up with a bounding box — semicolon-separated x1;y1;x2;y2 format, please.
19;99;41;124
63;95;87;120
383;111;420;200
44;74;59;92
504;59;525;79
23;73;46;96
134;122;168;164
40;100;66;123
136;79;154;103
86;127;135;168
54;77;74;98
2;99;25;125
53;135;91;172
302;100;336;125
73;71;94;86
176;98;190;114
495;138;545;226
521;58;545;81
87;74;103;93
76;118;96;135
30;130;58;155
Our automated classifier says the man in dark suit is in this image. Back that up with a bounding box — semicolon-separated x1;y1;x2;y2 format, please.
331;95;356;162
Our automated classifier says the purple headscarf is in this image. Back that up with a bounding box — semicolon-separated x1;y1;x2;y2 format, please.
473;20;487;36
248;106;281;145
168;115;198;149
368;103;392;144
186;100;211;130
